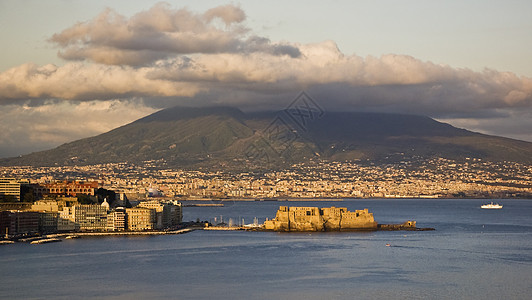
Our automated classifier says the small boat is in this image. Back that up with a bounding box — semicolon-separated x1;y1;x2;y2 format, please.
481;202;503;209
386;243;391;247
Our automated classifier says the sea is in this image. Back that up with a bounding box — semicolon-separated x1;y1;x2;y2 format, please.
1;199;531;300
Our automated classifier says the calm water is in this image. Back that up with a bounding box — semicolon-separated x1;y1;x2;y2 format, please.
1;199;532;299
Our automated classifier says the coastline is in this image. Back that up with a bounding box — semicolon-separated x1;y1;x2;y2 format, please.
3;227;199;244
46;227;197;238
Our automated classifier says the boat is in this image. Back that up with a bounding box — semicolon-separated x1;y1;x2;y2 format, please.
481;202;503;209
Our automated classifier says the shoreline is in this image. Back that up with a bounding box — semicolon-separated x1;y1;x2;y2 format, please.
4;227;199;243
2;224;436;243
47;227;197;238
176;197;532;202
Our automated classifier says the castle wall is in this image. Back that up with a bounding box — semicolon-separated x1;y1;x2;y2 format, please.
266;206;378;232
339;209;377;230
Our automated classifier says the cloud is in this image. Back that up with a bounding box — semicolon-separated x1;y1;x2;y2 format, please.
1;2;532;157
437;109;532;142
48;2;300;66
0;62;201;101
0;100;157;158
2;38;532;116
203;4;246;25
144;40;532;115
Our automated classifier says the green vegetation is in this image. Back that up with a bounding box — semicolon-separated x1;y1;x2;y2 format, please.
2;106;532;168
76;194;94;205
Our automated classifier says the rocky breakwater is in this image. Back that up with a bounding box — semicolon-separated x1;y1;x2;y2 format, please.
263;206;434;232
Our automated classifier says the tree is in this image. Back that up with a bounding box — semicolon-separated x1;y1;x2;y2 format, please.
96;188;116;206
77;194;94;204
20;185;35;202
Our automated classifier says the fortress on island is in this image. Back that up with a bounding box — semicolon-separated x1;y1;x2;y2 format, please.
264;206;417;232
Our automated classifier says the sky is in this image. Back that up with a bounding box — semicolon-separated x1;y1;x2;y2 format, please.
1;0;532;158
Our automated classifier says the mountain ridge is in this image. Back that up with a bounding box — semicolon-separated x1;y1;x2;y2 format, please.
2;106;532;167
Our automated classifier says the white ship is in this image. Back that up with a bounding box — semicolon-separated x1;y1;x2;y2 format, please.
481;202;503;209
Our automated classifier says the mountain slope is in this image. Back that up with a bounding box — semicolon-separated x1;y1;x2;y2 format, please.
6;107;254;166
3;106;532;167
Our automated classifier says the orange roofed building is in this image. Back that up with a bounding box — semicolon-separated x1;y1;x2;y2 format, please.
33;181;98;198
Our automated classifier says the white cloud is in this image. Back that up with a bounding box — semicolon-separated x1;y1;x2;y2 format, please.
2;39;531;116
48;3;299;66
0;62;200;101
1;2;532;156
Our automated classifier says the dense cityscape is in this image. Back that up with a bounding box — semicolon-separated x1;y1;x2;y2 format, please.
3;157;531;200
1;156;531;239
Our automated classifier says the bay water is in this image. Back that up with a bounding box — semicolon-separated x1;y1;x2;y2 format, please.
1;199;531;299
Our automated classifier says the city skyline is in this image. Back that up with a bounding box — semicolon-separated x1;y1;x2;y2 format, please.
1;0;532;158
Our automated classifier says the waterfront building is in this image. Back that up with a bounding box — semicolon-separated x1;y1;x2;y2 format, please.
39;211;59;233
125;207;155;231
137;200;182;229
168;200;183;225
107;208;126;231
0;210;40;236
29;200;81;233
57;207;75;231
73;204;108;231
0;177;21;201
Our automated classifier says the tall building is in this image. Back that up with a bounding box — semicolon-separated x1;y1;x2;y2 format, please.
125;207;155;231
57;207;75;231
39;212;59;233
73;205;108;231
137;200;182;229
0;177;21;201
0;210;40;236
107;208;126;231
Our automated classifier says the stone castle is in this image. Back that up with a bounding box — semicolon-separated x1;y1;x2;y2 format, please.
264;206;380;232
